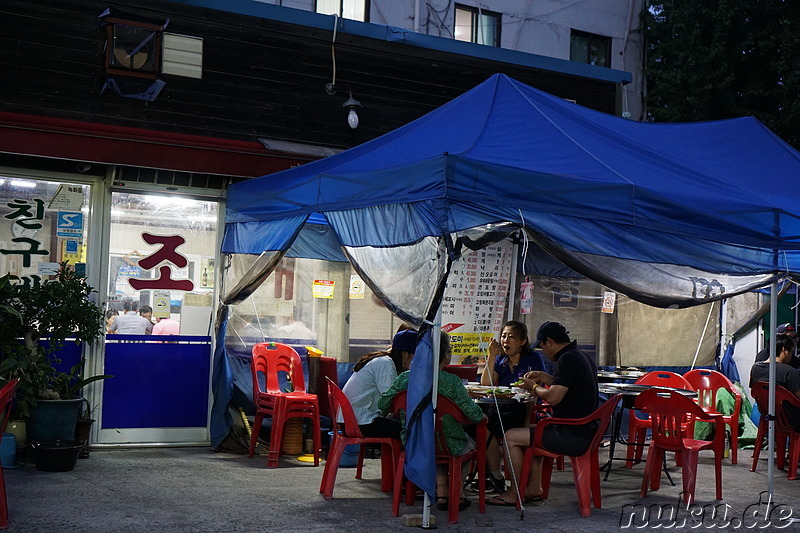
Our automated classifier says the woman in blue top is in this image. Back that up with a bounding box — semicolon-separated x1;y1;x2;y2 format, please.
478;320;547;492
482;320;547;388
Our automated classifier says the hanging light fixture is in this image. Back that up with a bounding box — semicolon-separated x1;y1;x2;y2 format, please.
342;87;362;129
323;16;363;129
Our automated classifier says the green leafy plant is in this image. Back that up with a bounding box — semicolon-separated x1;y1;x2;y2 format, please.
0;262;110;417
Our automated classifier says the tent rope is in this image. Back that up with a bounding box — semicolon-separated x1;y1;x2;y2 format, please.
690;301;715;371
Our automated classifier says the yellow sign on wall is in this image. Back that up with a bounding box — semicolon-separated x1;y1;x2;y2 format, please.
448;332;495;365
312;279;335;299
61;240;86;265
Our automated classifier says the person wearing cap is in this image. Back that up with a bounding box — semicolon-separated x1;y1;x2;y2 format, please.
479;320;547;493
341;328;418;439
488;321;598;506
754;324;799;370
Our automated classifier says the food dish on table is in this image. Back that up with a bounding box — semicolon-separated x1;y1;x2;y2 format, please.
465;385;527;400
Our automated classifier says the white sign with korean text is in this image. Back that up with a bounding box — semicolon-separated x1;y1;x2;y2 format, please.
442;240;513;364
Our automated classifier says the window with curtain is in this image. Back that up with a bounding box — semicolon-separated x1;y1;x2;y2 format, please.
570;30;612;67
454;4;501;47
316;0;368;22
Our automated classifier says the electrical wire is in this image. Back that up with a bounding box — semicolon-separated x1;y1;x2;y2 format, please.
330;14;339;89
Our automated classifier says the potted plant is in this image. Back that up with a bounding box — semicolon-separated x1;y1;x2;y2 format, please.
0;262;109;448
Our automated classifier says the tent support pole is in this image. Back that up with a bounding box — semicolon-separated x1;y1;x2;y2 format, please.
422;307;442;529
768;281;777;497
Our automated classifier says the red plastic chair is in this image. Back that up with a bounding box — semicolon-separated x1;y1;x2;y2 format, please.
443;365;478;382
389;390;487;524
319;377;402;499
316;356;338;420
0;379;19;529
635;388;724;505
750;381;800;480
248;342;320;468
626;371;694;467
683;369;742;464
518;394;621;517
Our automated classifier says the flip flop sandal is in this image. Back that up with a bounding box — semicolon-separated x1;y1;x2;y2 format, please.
486;495;517;507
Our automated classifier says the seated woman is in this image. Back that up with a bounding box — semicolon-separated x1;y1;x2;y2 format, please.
378;330;486;511
341;328;418;439
479;320;547;493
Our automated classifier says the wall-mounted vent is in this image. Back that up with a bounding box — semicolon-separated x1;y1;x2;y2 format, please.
162;33;203;79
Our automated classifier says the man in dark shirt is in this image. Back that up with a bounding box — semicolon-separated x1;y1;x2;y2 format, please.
754;324;798;369
750;333;800;397
488;321;598;506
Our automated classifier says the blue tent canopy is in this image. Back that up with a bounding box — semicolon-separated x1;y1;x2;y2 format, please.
215;74;800;451
226;74;800;256
224;73;799;313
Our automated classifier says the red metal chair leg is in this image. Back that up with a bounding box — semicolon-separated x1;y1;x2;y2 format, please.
391;451;405;516
355;444;366;480
267;409;285;468
588;448;602;510
751;420;767;471
447;457;460;524
571;455;593;518
379;443;396;492
730;423;739;464
321;438;346;499
788;436;799;480
679;451;699;505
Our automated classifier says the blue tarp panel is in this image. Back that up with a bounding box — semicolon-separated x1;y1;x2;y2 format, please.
224;74;800;276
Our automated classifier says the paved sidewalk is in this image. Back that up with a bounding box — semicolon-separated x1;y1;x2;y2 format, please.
4;446;799;532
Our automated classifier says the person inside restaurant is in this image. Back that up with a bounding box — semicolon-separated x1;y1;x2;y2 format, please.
379;329;486;511
341;328;418;439
489;321;598;506
109;298;153;335
478;320;547;493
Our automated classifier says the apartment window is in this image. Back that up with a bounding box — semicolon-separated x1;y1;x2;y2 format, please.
570;30;611;68
454;4;501;47
316;0;368;22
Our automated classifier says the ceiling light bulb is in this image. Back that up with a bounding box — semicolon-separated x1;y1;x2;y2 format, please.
347;108;359;129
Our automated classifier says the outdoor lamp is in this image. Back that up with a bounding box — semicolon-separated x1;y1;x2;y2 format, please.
342;89;362;129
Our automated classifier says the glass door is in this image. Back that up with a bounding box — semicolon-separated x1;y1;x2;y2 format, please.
99;191;218;444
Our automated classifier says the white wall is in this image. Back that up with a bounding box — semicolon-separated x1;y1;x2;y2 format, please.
256;1;645;119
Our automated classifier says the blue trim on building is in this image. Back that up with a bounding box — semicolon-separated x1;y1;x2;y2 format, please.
169;0;632;85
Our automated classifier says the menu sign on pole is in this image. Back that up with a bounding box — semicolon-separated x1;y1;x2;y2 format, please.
441;240;513;364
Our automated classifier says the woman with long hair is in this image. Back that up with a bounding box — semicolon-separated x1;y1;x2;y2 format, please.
478;320;547;493
341;328;418;438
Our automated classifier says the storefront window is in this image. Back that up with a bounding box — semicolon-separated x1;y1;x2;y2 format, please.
226;257;404;362
107;192;217;335
0;177;90;282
